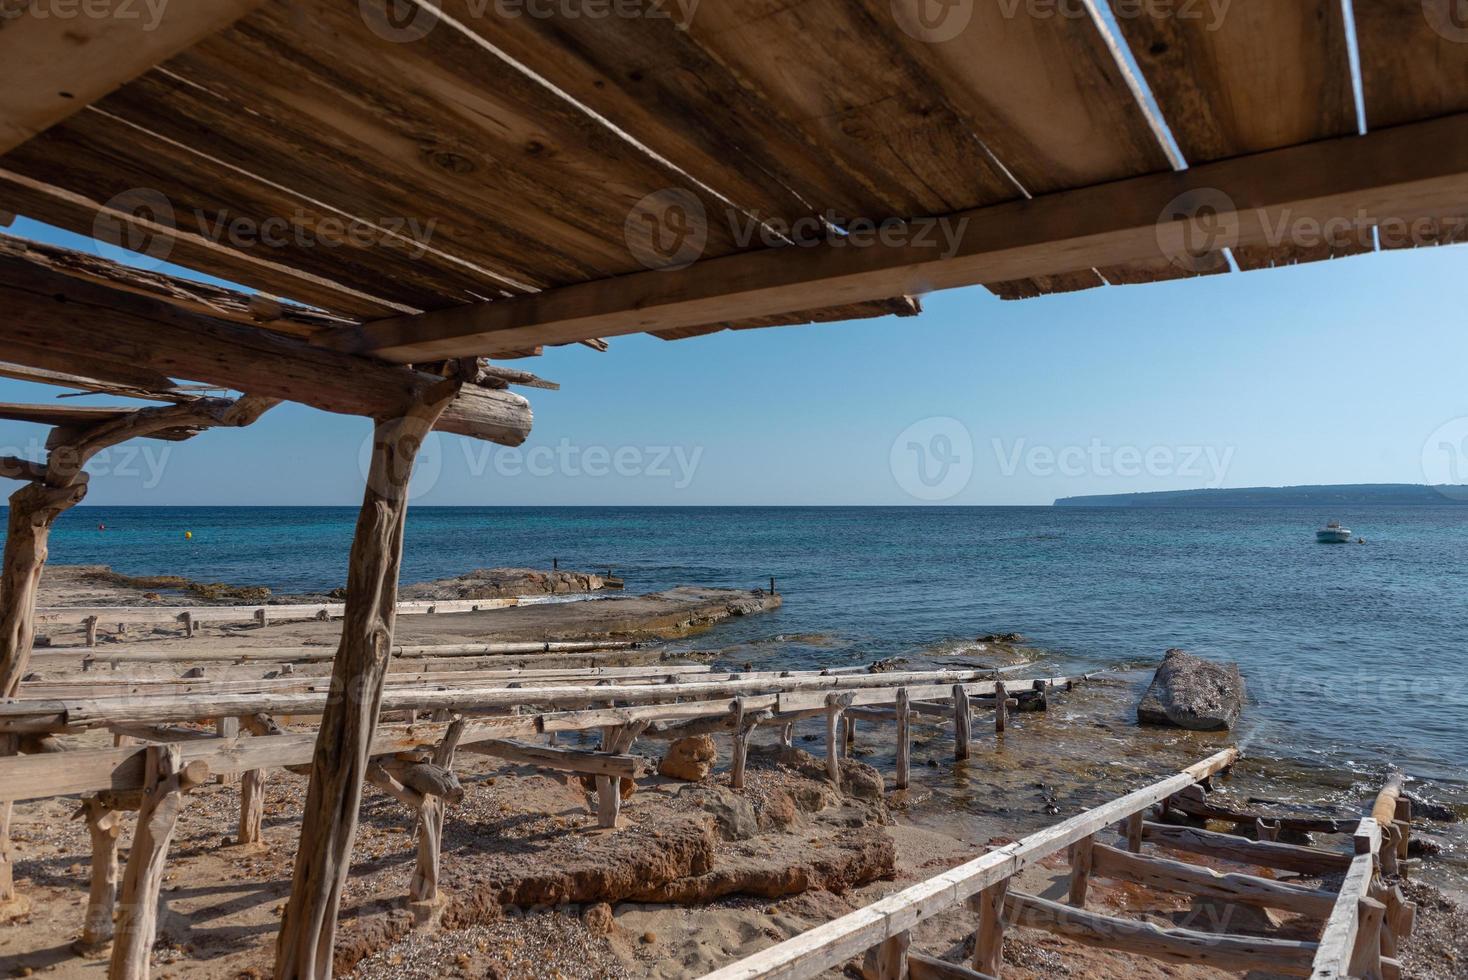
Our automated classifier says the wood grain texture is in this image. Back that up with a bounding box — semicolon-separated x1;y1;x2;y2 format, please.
276;392;454;979
1109;0;1363;269
0;0;265;153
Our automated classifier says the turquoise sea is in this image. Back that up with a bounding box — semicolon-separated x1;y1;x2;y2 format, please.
29;504;1468;824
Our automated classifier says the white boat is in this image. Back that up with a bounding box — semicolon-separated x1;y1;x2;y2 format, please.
1316;521;1352;543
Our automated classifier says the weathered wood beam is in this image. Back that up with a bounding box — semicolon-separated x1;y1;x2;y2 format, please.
275;387;457;979
459;738;649;779
0;245;531;445
1004;890;1318;975
79;797;122;951
333;113;1468;361
1090;843;1338;917
0;0;266;154
1138;822;1353;875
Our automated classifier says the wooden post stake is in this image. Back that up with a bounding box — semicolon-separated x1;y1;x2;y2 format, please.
825;694;843;785
215;716;239;783
730;699;749;790
970;876;1010;977
254;608;267;629
994;680;1008;734
1348;896;1386;979
874;929;910;980
238;768;266;846
275;388;457;980
410;719;465;905
110;744;209;980
181;612;195;639
1126;810;1145;854
0;733;16;915
779;720;794;748
86;615;99;648
1256;818;1280;843
952;684;971;760
80;797;121;951
1068;833;1095;907
843;712;855;754
895;687;911;791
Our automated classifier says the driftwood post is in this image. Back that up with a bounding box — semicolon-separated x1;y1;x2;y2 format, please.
971;876;1010;977
824;693;843;784
994;680;1008;734
0;733;18;915
409;719;465;906
729;699;748;790
275;386;457;979
779;720;794;748
874;929;910;980
110;744;210;980
80;797;122;951
1068;834;1095;906
238;768;267;846
952;683;971;760
895;687;911;790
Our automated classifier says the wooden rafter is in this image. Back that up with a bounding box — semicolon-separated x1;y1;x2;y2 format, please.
329;112;1468;362
0;0;267;154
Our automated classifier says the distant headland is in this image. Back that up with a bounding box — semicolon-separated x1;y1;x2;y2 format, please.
1053;484;1468;507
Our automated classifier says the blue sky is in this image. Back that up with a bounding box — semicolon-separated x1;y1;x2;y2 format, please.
4;216;1466;506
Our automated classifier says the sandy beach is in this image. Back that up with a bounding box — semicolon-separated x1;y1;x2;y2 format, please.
3;565;1465;979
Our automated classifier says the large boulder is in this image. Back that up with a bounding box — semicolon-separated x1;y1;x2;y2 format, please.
658;735;718;781
1137;649;1245;731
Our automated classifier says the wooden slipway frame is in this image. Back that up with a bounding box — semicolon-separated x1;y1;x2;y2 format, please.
702;748;1416;980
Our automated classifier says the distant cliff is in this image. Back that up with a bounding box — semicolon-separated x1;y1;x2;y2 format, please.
1053;484;1468;507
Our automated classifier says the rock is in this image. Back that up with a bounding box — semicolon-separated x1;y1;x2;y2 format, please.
978;632;1025;645
581;902;615;937
1137;649;1245;731
678;785;758;841
658;735;718;782
1404;791;1461;823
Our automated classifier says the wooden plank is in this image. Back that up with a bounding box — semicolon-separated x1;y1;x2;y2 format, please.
1091;843;1338;917
1310;850;1378;978
0;240;533;445
460;739;649;779
1140;822;1353;875
1005;890;1318;975
698;748;1238;980
0;0;265;153
1353;0;1468;248
38;598;518;627
335;113;1468;361
1108;0;1363;270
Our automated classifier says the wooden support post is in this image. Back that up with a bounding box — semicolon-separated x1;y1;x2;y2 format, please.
86;615;99;648
593;720;646;830
238;767;266;846
825;694;843;785
1256;818;1281;842
410;719;464;905
780;720;794;748
970;876;1009;977
215;716;240;783
254;608;267;629
0;480;89;695
1380;826;1400;877
993;681;1007;734
79;797;121;951
275;388;457;980
109;744;209;980
1068;834;1095;907
952;684;971;760
1349;897;1386;979
182;612;195;639
895;687;911;791
875;929;910;980
843;712;856;754
0;733;18;917
730;699;749;790
1126;811;1144;854
1394;797;1411;863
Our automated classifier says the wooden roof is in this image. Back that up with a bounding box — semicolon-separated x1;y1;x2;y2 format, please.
1;0;1465;375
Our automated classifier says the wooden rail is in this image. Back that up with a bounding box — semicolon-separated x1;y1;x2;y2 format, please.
66;640;640;664
701;757;1419;980
38;598;522;636
699;749;1239;980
